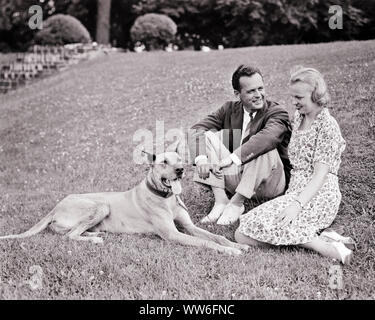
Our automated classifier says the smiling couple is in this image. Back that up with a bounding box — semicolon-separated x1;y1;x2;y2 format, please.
188;64;355;264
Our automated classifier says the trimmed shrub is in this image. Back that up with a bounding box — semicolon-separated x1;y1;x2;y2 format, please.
130;13;177;50
34;14;91;45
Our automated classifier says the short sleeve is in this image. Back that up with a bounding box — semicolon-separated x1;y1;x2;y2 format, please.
313;121;345;168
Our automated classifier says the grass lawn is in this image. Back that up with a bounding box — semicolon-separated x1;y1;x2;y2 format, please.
0;40;374;300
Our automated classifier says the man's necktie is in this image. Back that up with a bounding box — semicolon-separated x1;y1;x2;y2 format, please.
242;112;255;144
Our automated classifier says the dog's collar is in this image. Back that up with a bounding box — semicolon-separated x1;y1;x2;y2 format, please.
146;179;173;198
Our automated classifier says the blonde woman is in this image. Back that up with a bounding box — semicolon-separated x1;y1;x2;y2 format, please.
235;66;354;264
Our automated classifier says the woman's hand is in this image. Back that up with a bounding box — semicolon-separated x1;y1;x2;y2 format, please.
275;201;302;228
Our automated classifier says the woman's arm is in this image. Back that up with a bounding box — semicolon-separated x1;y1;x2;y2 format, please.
276;162;329;227
296;162;330;206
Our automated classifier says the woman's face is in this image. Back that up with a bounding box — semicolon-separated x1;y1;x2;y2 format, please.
290;82;320;116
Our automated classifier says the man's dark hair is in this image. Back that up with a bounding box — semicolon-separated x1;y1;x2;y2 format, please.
232;65;263;91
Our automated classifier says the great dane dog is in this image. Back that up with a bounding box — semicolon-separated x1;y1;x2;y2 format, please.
0;144;248;255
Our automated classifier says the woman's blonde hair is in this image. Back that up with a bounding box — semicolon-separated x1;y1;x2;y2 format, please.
289;66;330;107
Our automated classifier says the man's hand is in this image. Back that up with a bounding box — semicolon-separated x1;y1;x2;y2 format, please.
275;202;302;228
218;156;233;169
197;163;210;179
196;157;222;180
197;163;222;179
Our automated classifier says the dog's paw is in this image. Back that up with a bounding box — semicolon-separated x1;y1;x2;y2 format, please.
229;242;249;252
224;247;242;255
237;244;250;252
91;237;104;244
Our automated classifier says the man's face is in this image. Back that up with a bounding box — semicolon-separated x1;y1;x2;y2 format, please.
236;73;265;112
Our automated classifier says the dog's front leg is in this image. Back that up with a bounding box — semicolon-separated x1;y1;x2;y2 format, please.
156;220;242;255
165;230;242;255
174;207;249;252
186;225;249;252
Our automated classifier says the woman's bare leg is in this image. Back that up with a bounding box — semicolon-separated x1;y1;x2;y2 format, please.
300;236;353;264
234;229;270;247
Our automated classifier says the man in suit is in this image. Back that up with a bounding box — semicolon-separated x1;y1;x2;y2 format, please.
189;65;292;225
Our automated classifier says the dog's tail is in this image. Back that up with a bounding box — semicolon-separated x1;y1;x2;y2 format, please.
0;210;54;240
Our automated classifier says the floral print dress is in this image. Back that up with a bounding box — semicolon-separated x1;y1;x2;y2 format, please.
237;108;346;245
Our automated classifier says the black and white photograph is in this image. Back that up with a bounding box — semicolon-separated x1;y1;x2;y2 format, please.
0;0;374;305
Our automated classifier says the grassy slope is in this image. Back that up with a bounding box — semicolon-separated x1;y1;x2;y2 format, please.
0;40;374;299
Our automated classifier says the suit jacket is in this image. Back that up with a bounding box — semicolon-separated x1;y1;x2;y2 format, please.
189;100;292;186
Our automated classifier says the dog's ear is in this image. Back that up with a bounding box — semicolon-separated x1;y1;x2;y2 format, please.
169;139;185;158
176;140;185;158
148;153;156;164
142;149;156;165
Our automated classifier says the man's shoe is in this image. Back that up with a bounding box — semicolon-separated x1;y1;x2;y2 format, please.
216;203;245;225
200;203;227;223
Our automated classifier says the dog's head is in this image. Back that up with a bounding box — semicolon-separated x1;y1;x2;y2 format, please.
144;141;185;195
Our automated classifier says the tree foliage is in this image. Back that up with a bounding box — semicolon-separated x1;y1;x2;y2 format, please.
34;14;91;45
132;0;218;48
0;0;96;51
0;0;50;51
0;0;373;51
130;13;177;50
131;0;371;48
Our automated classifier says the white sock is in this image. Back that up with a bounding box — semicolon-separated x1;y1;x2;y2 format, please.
212;187;229;204
229;192;246;207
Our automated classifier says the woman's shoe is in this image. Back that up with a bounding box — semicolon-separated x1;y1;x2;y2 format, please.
321;229;357;250
331;241;353;265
